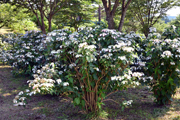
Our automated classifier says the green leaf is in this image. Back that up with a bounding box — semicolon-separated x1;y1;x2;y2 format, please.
74;97;80;105
161;90;165;96
121;106;125;111
158;69;161;74
90;67;94;72
81;100;85;107
75;59;79;64
98;97;101;102
97;102;102;109
69;77;73;83
93;74;98;80
101;93;106;99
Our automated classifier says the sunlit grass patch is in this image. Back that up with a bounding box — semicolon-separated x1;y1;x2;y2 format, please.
0;27;12;34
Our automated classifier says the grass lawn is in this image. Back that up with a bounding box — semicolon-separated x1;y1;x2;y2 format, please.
0;64;180;120
0;27;12;34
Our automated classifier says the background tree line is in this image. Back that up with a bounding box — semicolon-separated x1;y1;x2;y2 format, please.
0;0;180;36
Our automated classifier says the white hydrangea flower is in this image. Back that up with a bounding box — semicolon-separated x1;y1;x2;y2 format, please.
162;51;172;58
122;47;134;52
149;27;156;32
18;91;24;96
63;82;69;86
56;79;62;84
79;42;88;48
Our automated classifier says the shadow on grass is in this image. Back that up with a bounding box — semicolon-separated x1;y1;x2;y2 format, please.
103;87;180;120
0;65;86;120
0;65;180;120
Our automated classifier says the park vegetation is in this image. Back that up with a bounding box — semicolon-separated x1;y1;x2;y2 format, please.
1;0;180;118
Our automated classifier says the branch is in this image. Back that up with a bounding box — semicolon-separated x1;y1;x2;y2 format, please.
125;0;132;9
52;0;67;16
102;0;109;14
110;0;119;16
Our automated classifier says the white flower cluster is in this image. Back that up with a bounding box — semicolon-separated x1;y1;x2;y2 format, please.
161;51;172;58
6;27;144;108
149;27;157;33
0;31;48;75
132;72;144;78
13;89;36;106
122;47;134;52
122;100;133;106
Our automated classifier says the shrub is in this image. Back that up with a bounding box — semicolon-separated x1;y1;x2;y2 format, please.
137;27;180;105
162;25;180;40
12;26;142;114
0;31;48;76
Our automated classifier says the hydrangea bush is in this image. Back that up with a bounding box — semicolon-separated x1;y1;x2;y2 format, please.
0;33;22;63
3;25;180;115
162;25;180;39
136;27;180;105
0;31;48;75
12;26;142;114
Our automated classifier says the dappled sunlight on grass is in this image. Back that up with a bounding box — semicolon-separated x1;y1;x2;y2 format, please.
157;88;180;119
0;27;12;34
102;87;180;119
0;65;12;69
32;107;44;111
0;64;180;119
2;92;12;97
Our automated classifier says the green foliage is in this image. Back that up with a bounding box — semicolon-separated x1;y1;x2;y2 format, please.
169;15;180;28
0;31;47;76
9;19;38;34
0;3;37;33
137;29;180;105
129;0;177;37
162;25;180;39
153;20;168;34
53;0;96;31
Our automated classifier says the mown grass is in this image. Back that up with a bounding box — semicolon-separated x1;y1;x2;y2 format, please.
0;64;180;120
0;27;12;34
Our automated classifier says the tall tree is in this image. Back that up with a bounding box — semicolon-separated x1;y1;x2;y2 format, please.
118;0;132;31
129;0;177;37
102;0;119;29
2;0;68;34
53;0;95;31
98;5;102;22
101;0;132;31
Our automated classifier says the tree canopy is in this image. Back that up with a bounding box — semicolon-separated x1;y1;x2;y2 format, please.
0;3;37;33
0;0;179;35
2;0;68;34
129;0;178;37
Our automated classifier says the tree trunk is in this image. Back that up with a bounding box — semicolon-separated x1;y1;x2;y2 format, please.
40;10;46;34
98;5;101;22
118;0;132;32
143;31;149;38
34;14;43;33
118;8;127;32
107;15;115;29
48;16;52;32
84;87;98;113
102;0;119;29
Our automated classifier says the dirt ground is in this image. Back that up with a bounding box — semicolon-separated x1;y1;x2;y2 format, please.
0;64;180;120
0;65;86;120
